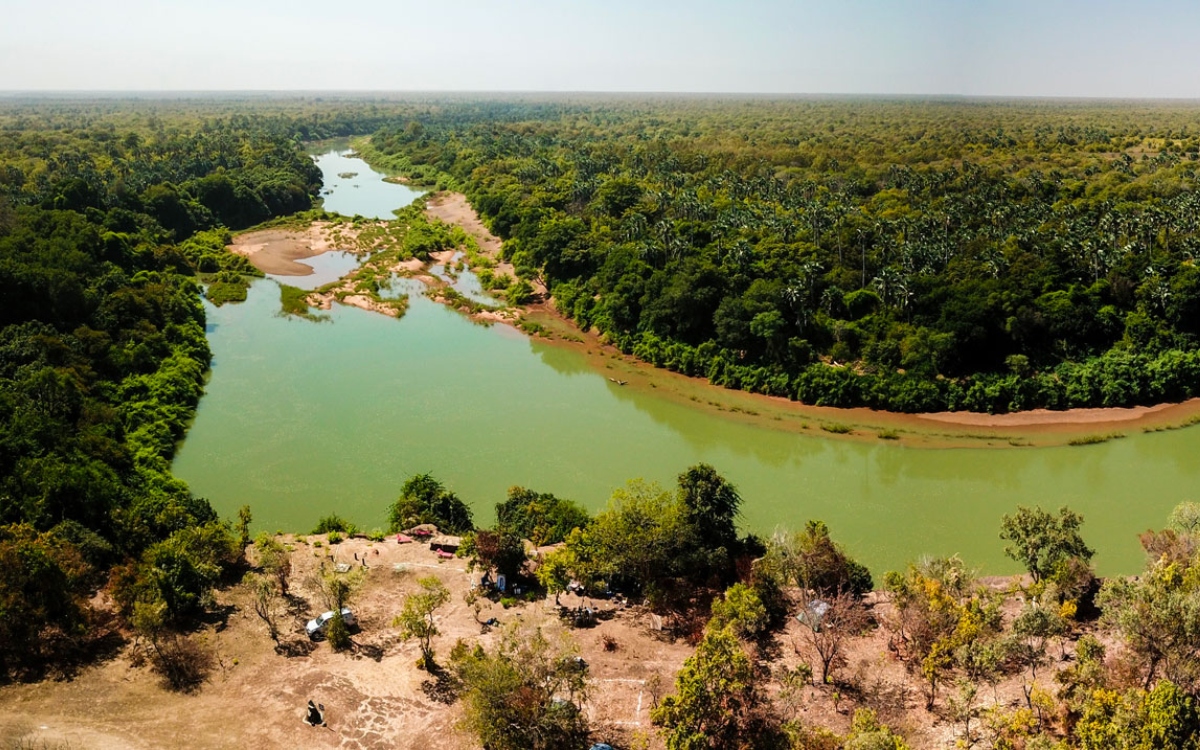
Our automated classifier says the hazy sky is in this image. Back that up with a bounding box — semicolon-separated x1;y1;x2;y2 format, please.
2;0;1199;97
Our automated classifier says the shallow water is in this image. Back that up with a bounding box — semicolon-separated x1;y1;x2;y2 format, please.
313;146;423;220
268;251;361;290
172;147;1200;577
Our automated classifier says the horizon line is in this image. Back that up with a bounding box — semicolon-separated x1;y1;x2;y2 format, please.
3;89;1200;104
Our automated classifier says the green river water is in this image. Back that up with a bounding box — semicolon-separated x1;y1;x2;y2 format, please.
171;146;1200;577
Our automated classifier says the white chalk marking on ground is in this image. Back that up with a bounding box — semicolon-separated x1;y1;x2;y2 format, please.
635;690;643;720
401;562;468;572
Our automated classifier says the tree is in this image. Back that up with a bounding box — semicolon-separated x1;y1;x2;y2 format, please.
388;473;474;535
244;572;282;643
395;575;451;669
253;532;290;595
763;521;873;598
999;505;1093;585
560;479;698;605
652;625;762;750
883;556;1001;710
451;625;589;750
708;583;768;640
1007;602;1066;708
1074;681;1200;750
496;486;590;546
460;528;526;580
236;505;252;552
797;590;870;685
1098;558;1200;691
0;523;89;676
843;708;912;750
677;463;741;554
315;564;363;613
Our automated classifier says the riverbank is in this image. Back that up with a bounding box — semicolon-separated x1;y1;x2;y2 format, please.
412;191;1200;447
0;533;1082;750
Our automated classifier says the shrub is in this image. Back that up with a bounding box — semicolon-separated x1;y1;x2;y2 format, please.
312;514;358;536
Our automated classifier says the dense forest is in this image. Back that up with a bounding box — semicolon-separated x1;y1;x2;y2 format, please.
365;98;1200;412
0;98;322;673
6;95;1200;746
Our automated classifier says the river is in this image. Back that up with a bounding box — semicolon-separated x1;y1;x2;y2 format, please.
171;144;1200;577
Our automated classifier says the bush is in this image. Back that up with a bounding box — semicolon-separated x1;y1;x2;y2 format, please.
326;610;351;651
312;514;358;536
388;474;475;535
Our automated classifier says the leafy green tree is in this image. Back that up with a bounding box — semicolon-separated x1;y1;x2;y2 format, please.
326;610;352;652
451;625;589;750
395;575;451;669
558;479;698;606
0;524;89;675
677;463;741;554
236;505;252;551
253;532;291;595
843;708;912;750
708;583;768;640
1098;558;1200;691
651;626;763;750
495;486;590;546
460;528;526;581
388;473;474;535
1075;681;1200;750
1000;505;1094;584
762;521;873;597
312;513;358;536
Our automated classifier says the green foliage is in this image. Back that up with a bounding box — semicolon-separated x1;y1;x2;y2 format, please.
316;565;363;613
312;513;358;536
236;505;252;551
883;556;1002;709
545;465;752;609
279;284;325;320
1075;681;1200;750
0;524;89;674
387;473;474;535
843;708;912;750
677;463;741;555
325;609;351;652
459;528;526;580
1000;505;1094;584
651;625;764;750
450;625;589;750
253;532;290;594
708;583;768;640
366;98;1200;412
0;101;325;676
506;279;535;305
116;520;238;625
1098;556;1200;691
394;575;450;669
495;486;590;546
761;521;873;597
